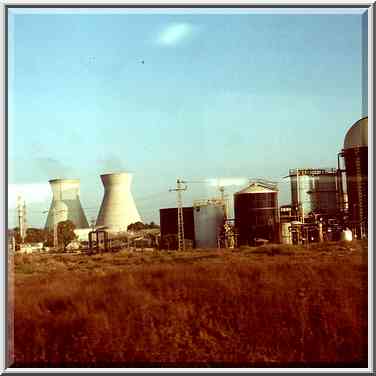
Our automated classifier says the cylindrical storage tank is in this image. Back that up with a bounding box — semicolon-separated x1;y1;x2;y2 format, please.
343;117;368;237
159;207;195;249
193;201;225;248
281;222;292;244
234;182;279;246
308;172;338;215
96;172;141;232
45;179;89;230
290;169;338;216
290;172;318;216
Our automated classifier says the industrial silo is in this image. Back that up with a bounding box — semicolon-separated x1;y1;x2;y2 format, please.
343;117;368;237
159;207;195;249
307;170;338;216
45;179;89;230
193;199;225;248
96;172;141;233
290;169;318;216
234;181;279;246
290;168;338;218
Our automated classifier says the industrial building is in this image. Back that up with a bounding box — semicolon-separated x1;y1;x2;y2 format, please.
37;116;368;252
281;117;368;244
234;181;280;246
45;179;89;230
341;117;368;238
284;168;345;245
96;172;141;232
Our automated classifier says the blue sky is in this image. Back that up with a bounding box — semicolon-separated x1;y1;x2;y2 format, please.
8;8;366;228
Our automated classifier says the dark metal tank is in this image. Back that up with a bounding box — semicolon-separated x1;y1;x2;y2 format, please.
159;207;195;249
234;182;279;246
343;117;368;237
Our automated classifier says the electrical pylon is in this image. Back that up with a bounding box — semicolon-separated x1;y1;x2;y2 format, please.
169;179;187;251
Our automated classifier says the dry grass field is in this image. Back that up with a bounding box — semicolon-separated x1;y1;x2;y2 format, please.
9;241;368;368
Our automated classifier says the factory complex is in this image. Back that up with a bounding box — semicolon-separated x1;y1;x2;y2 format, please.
158;116;368;251
12;116;368;253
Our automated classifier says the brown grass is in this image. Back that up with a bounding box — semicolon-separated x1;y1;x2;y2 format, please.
10;241;368;367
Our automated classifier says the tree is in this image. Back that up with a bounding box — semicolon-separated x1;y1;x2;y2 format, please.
24;228;48;244
44;230;54;247
127;221;145;232
147;221;160;229
57;220;77;252
127;221;160;231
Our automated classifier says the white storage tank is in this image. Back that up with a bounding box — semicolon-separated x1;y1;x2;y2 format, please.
281;222;292;244
193;199;225;248
289;168;338;217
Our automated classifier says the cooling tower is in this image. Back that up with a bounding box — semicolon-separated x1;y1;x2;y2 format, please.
45;179;89;230
96;172;141;232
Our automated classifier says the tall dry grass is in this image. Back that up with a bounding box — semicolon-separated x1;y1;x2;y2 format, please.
12;242;367;367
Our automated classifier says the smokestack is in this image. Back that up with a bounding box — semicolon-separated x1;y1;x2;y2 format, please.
45;179;89;230
96;172;141;232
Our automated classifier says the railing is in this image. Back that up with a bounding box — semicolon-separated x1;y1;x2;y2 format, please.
288;168;337;176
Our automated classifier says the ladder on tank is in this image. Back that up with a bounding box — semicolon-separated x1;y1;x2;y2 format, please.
355;149;365;238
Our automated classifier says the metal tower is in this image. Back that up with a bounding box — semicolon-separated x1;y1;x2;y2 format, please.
169;179;187;251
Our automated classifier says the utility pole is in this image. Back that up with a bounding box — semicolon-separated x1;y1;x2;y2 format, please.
23;200;27;239
169;179;187;251
53;207;58;252
17;196;27;243
12;236;16;253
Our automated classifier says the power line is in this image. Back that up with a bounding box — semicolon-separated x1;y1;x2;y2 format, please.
17;196;27;242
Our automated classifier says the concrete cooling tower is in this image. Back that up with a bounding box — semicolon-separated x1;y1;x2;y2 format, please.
45;179;89;230
95;172;141;232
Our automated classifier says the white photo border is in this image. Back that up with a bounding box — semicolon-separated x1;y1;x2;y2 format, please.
1;0;374;373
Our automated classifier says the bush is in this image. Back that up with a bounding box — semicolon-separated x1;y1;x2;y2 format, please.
12;244;368;367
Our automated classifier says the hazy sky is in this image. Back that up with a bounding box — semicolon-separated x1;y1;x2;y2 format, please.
8;8;366;228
